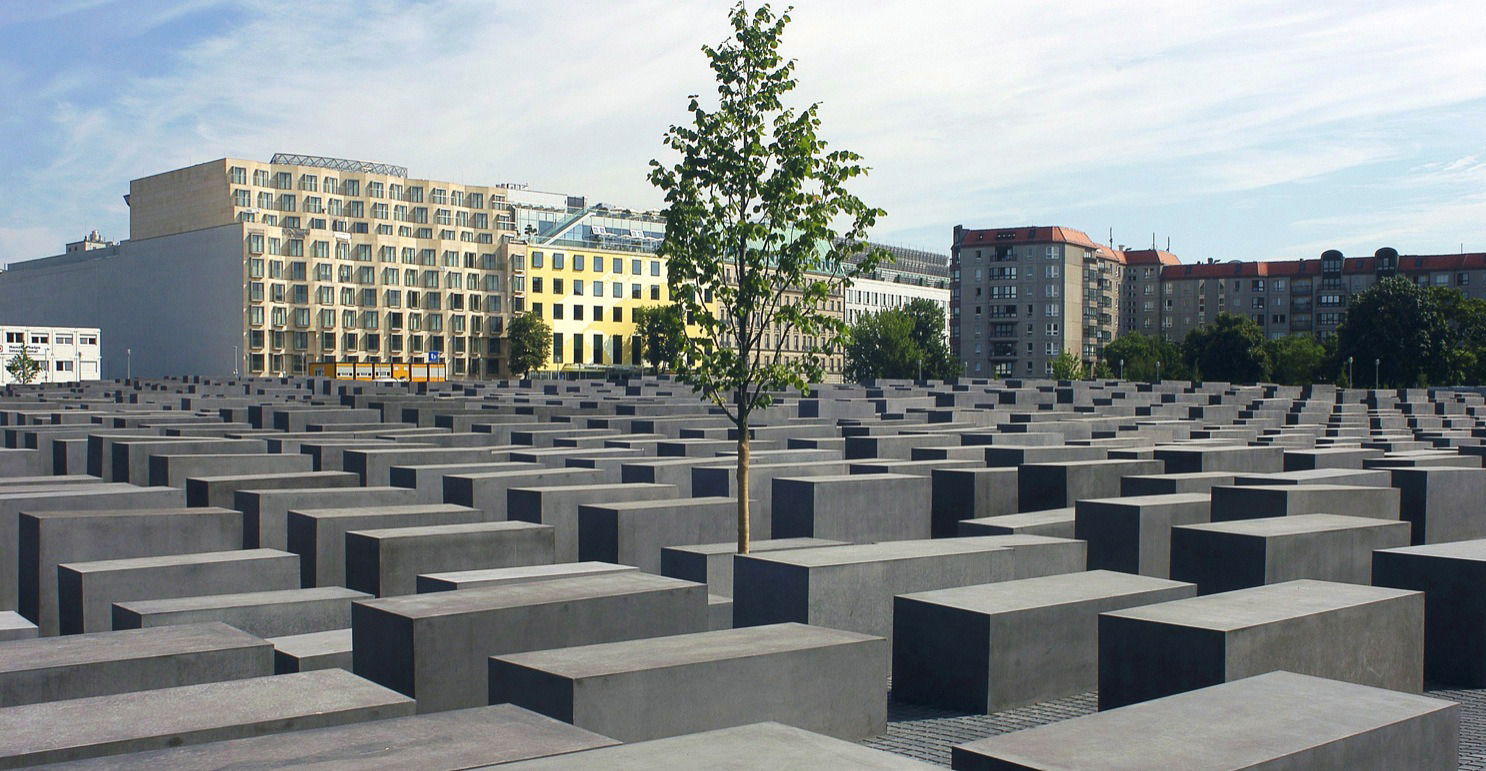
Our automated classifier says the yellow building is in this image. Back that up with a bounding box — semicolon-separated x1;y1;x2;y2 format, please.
0;153;845;381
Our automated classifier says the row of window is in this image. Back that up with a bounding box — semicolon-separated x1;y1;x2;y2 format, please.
231;167;504;212
528;251;661;277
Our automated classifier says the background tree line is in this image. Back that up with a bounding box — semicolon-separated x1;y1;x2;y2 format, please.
1095;276;1480;387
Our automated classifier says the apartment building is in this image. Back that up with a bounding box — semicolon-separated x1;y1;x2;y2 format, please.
0;325;101;385
950;225;1124;378
0;154;846;381
951;226;1486;376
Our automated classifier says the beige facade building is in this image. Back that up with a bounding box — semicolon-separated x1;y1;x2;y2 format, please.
0;154;846;381
0;325;101;385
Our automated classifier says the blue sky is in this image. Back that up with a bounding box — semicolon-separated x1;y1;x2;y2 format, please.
2;0;1484;264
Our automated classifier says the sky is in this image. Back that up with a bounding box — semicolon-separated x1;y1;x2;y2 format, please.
2;0;1485;265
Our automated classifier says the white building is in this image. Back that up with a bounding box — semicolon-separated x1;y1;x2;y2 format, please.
843;243;952;340
0;326;101;385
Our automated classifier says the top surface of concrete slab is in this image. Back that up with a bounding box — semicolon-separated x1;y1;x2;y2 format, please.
1102;579;1418;631
898;570;1193;615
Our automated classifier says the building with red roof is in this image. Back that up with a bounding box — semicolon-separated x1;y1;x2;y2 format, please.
952;223;1486;377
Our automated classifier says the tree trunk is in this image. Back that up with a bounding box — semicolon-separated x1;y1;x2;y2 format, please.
736;423;751;555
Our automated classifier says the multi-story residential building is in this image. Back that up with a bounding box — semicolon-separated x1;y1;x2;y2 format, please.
0;325;101;384
0;154;847;381
950;225;1124;377
951;226;1486;376
844;243;951;338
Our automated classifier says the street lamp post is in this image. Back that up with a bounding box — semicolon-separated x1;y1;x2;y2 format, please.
126;348;132;380
1347;356;1353;388
1375;358;1381;390
1120;359;1125;381
1155;360;1161;384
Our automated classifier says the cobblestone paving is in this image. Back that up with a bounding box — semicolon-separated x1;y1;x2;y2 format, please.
864;686;1486;768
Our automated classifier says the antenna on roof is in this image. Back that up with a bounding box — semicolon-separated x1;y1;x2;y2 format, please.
1167;237;1171;252
1152;232;1156;249
1109;227;1114;248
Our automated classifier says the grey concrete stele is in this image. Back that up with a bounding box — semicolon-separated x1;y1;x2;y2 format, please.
950;671;1457;771
1373;539;1486;686
893;570;1196;713
489;623;886;742
345;521;554;598
32;704;617;770
498;721;936;770
352;571;708;713
1098;579;1425;710
0;668;415;769
1170;513;1411;594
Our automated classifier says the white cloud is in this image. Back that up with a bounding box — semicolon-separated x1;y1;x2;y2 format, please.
2;0;1485;260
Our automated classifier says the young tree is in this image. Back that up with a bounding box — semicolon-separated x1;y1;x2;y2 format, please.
633;304;688;374
1335;276;1448;387
650;2;885;553
4;348;40;385
1182;312;1271;383
1050;350;1087;381
506;312;552;378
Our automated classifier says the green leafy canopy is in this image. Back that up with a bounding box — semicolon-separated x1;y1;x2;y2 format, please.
648;2;887;422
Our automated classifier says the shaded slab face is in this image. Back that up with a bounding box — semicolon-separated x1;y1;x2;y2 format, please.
1097;579;1424;710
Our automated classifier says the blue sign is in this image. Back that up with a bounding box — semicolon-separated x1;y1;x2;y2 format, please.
427;351;441;364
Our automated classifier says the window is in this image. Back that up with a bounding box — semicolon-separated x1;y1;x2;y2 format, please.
574;280;585;296
1045;304;1059;317
1045;265;1060;278
553;304;564;320
253;169;269;186
650;260;661;276
531;252;544;268
650;285;661;300
613;281;623;297
247;233;265;254
573;304;584;321
1045;323;1059;336
593;256;604;273
574;254;585;271
1043;284;1059;298
632;259;642;274
553;333;564;363
553;253;565;269
632;283;642;299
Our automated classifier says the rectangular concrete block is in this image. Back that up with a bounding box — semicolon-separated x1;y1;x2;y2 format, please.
499;721;935;769
19;506;242;636
1373;540;1486;686
507;482;677;562
235;485;420;550
346;521;554;597
1210;483;1401;522
772;473;932;543
659;538;846;597
287;504;487;588
0;622;272;707
1018;459;1164;512
443;467;602;519
58;549;301;635
1074;493;1211;578
893;571;1196;713
490;623;886;742
112;586;369;638
957;509;1075;539
0;613;36;642
0;668;415;768
1153;444;1284;474
37;703;618;770
931;467;1018;538
270;628;352;674
578;496;739;574
185;470;358;509
1098;579;1424;710
149;452;312;488
352;571;708;712
1389;467;1486;545
733;536;1086;644
1171;513;1411;594
690;460;848;541
416;562;640;593
0;485;184;612
951;671;1456;771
